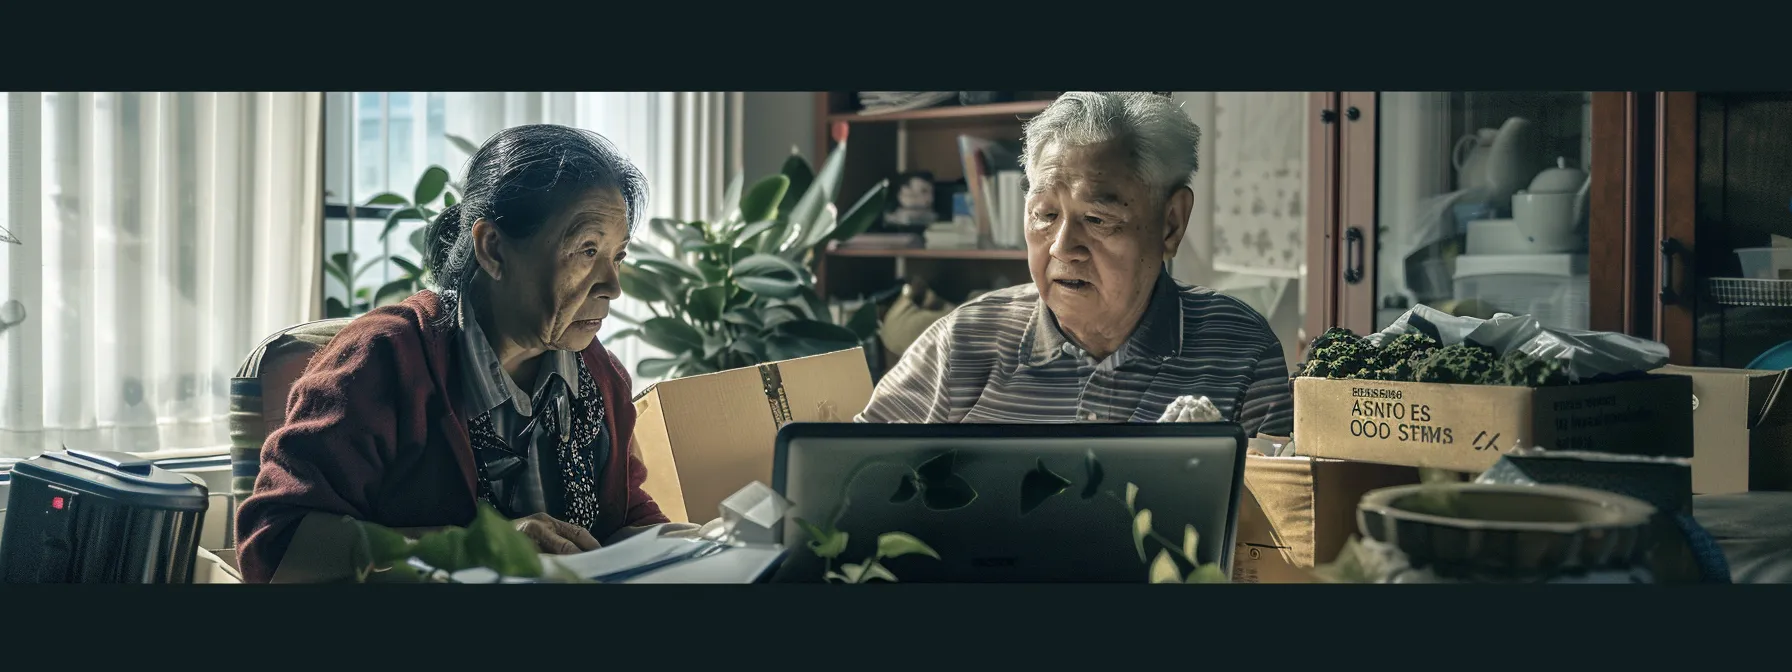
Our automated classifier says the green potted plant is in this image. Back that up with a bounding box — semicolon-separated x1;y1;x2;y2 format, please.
607;142;887;380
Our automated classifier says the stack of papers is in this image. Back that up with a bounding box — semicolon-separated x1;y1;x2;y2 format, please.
450;526;786;584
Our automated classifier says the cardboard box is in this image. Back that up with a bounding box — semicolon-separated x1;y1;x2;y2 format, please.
1292;375;1693;474
631;348;874;524
1229;455;1419;584
1652;365;1792;494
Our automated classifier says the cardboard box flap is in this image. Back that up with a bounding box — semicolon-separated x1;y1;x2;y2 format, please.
633;348;874;525
1656;365;1792;429
1241;457;1319;568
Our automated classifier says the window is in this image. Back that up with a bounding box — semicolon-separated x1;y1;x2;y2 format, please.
323;92;740;394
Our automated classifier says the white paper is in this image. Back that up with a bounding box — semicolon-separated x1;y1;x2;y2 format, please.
1366;304;1669;381
625;545;786;584
546;527;712;579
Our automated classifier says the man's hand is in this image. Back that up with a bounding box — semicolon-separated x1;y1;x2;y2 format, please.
514;513;600;555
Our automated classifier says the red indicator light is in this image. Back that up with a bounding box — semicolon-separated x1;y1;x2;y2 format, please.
51;496;64;510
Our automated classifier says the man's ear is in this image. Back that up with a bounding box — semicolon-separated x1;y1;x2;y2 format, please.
470;218;505;281
1161;186;1194;262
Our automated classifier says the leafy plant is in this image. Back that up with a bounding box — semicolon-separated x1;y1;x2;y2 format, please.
349;500;582;583
610;143;888;380
795;522;940;584
326;134;479;318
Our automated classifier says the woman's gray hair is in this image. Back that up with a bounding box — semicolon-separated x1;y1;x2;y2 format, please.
1021;92;1201;196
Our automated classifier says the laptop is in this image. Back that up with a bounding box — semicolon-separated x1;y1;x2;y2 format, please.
769;422;1247;583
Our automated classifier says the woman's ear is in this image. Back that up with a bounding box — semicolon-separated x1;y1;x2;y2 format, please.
470;218;505;281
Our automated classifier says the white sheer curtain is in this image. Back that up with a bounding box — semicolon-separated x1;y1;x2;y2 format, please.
423;92;742;394
0;92;323;460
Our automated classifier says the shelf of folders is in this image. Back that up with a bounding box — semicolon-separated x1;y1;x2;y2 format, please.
1708;278;1792;308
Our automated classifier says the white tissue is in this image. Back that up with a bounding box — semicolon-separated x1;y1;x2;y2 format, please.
1159;395;1223;423
1366;305;1669;382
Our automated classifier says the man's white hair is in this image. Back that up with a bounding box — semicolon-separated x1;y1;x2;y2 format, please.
1021;92;1201;196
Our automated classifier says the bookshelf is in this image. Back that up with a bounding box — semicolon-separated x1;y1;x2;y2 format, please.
811;92;1058;303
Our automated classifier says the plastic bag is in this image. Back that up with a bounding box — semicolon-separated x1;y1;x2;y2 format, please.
1367;304;1669;382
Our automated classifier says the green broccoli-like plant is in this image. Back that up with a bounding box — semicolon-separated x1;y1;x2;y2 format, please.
1295;326;1570;387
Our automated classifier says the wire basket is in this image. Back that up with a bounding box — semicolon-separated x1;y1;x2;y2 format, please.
1707;278;1792;307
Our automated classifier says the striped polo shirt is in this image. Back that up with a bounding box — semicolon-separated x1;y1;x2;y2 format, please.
855;270;1294;437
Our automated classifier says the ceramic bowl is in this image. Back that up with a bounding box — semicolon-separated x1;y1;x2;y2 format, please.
1357;483;1656;578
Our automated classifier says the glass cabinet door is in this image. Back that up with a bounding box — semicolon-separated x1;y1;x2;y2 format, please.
1346;92;1596;334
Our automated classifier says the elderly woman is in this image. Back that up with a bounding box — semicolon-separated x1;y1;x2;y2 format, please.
857;92;1293;436
235;124;672;583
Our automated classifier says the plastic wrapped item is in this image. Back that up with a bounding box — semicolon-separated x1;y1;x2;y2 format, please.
1368;304;1669;382
1158;395;1223;423
716;481;791;547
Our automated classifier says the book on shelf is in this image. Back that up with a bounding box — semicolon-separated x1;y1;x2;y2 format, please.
956;135;1023;250
855;91;956;115
834;232;923;250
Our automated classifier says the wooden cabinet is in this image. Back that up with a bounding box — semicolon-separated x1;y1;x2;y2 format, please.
1310;91;1792;369
1306;91;1663;357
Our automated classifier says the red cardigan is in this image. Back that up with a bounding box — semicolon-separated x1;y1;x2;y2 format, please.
234;291;667;583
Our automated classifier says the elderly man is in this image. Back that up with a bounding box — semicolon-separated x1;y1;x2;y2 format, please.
856;92;1293;437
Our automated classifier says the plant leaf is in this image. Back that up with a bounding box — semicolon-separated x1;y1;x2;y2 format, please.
325;296;351;318
1020;458;1071;516
1185;563;1229;584
1149;550;1182;584
414;166;451;206
839;562;867;584
354;521;415;566
732;253;805;279
921;474;977;511
686;285;728;323
859;562;899;583
796;518;848;560
409;526;473;572
633;257;704;283
784;203;835;256
731;220;777;246
609;328;643;343
608;308;642;326
781;145;844;252
845;301;879;340
618;264;673;304
740;174;791;224
876;532;940;561
374;278;416;308
388;255;424;278
1081;449;1105;499
639;317;706;355
734;275;804;299
464;502;543;578
363;192;409;207
1183;525;1199;562
443;191;457;209
798;287;831;326
381;206;425;241
778;153;815;225
721;308;764;330
648;218;685;247
409;227;430;258
445;133;480;156
1133;509;1153;563
717;173;745;230
916;451;956;483
824;180;887;244
890;473;919;503
636;357;684;379
1126;482;1140;513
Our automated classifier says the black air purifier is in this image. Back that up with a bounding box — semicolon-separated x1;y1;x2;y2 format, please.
0;449;208;583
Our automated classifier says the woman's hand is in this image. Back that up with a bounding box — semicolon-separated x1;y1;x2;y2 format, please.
514;513;601;555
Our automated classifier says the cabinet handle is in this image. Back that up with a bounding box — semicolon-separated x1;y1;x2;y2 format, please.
1659;237;1686;304
1344;227;1365;284
1319;109;1338;124
1346;106;1361;121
